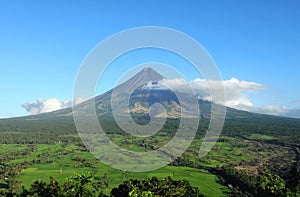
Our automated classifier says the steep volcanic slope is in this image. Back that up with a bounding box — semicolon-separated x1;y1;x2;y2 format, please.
70;66;198;118
112;67;165;92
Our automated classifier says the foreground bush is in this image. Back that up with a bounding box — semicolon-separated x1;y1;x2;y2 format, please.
17;173;204;197
111;176;204;197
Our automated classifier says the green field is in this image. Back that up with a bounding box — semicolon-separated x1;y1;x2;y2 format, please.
1;129;296;196
1;124;299;196
249;133;274;140
1;143;229;196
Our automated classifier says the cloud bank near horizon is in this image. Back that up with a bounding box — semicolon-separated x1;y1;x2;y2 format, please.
22;98;85;115
252;105;300;118
161;77;266;110
160;77;300;118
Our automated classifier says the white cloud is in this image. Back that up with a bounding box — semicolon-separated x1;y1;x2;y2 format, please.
160;77;266;111
73;97;87;105
161;78;300;118
253;105;287;116
22;80;300;118
22;97;86;115
253;105;300;118
285;107;300;118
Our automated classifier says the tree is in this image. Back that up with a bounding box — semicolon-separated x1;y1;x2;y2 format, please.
258;168;286;196
20;173;107;197
111;176;204;197
62;173;98;197
20;177;61;197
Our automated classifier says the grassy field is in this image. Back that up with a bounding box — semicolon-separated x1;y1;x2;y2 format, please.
2;134;290;196
3;143;230;196
249;133;275;140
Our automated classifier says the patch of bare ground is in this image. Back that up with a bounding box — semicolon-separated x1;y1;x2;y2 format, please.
234;138;297;179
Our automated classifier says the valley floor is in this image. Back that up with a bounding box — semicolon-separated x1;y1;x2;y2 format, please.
0;143;229;196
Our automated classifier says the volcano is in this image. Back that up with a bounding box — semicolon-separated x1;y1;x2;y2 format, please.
2;66;300;134
73;66;200;119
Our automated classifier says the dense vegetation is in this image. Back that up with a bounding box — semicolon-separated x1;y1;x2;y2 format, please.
1;173;203;196
1;103;300;196
0;143;228;196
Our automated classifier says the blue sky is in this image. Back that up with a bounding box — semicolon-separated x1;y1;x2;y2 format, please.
1;0;300;118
